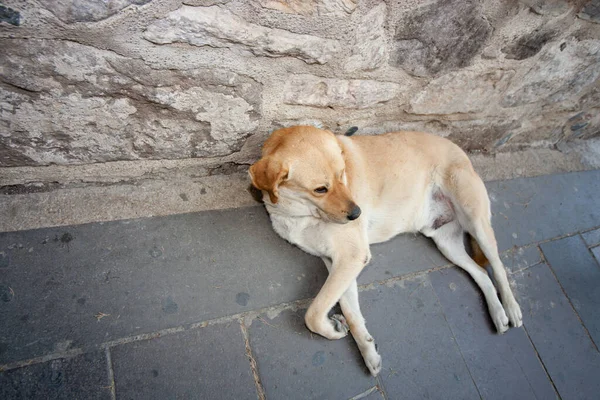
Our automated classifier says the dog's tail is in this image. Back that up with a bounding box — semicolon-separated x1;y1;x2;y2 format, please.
469;234;489;267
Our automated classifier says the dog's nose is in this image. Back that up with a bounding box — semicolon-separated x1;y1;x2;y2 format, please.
347;205;362;221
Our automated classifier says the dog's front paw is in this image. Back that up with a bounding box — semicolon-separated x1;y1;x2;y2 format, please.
364;350;382;376
505;299;523;328
305;313;348;340
330;314;349;335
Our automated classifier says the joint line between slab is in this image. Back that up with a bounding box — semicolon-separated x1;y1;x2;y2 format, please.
348;385;379;400
239;319;266;400
522;324;563;400
0;348;83;373
374;376;389;400
104;346;117;400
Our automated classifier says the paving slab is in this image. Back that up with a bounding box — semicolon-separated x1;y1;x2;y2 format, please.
0;211;448;366
0;351;111;400
513;264;600;400
1;169;599;373
487;170;600;251
430;267;556;400
358;233;448;284
541;235;600;346
111;322;256;400
500;245;543;274
359;276;480;400
582;228;600;247
0;208;327;364
247;308;376;400
593;246;600;264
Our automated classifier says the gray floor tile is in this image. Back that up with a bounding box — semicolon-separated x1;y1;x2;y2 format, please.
541;235;600;346
247;309;376;400
487;170;600;251
582;228;600;247
0;351;111;400
430;267;556;400
501;245;543;274
593;246;600;264
359;234;448;284
0;208;327;364
111;322;256;400
2;170;598;367
359;276;480;400
514;264;600;400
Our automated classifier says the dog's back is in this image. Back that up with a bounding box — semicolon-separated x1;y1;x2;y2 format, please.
338;130;480;241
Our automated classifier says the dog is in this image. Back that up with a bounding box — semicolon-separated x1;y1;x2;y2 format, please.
249;126;523;376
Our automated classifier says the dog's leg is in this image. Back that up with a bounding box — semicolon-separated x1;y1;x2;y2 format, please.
472;220;523;328
445;166;523;328
322;258;382;376
430;221;510;333
305;252;367;341
339;280;383;376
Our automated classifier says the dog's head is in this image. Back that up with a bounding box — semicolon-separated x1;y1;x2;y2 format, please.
249;126;361;223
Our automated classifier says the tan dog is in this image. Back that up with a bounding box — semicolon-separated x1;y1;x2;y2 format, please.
249;126;522;376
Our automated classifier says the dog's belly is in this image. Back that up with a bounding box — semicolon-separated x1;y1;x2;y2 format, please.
366;208;420;244
365;186;454;244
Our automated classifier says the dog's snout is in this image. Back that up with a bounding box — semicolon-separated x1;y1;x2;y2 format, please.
347;205;362;221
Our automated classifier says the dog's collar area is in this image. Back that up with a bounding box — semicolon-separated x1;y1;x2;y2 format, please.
344;126;358;136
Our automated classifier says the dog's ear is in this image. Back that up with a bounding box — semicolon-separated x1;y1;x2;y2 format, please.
248;157;288;204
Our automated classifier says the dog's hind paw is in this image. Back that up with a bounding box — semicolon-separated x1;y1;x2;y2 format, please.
491;307;510;334
331;314;349;334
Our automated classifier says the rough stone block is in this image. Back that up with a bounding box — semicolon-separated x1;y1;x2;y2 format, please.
344;4;388;72
410;69;513;114
502;39;600;107
38;0;151;23
258;0;357;16
0;5;20;25
579;0;600;24
143;5;341;64
283;75;401;109
391;0;492;77
522;0;572;16
501;29;557;60
0;39;261;166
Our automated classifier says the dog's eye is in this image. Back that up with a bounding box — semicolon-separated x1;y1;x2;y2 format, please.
314;186;328;194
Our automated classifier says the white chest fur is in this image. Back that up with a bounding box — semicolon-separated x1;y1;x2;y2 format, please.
267;212;332;258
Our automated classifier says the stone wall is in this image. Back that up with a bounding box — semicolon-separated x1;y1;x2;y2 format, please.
1;0;599;169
